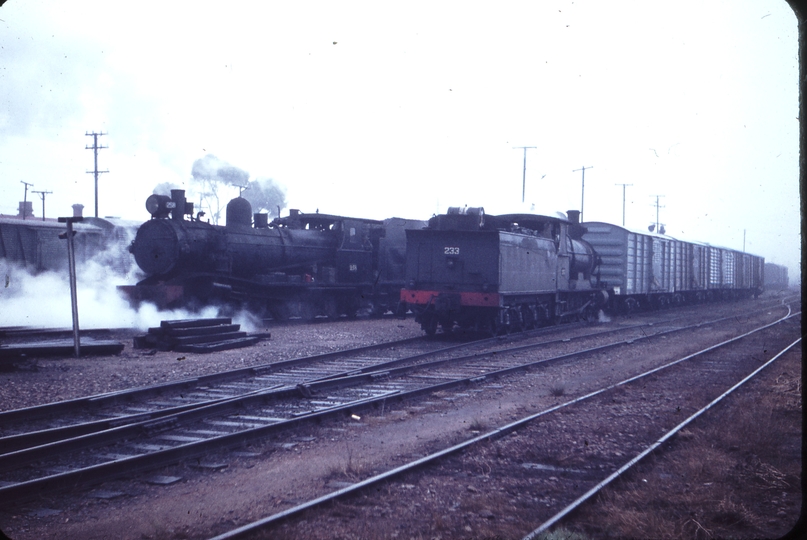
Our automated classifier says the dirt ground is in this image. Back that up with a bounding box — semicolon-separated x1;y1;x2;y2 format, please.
0;303;801;540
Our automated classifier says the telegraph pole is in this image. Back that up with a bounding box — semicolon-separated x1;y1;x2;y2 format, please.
572;165;593;221
513;146;537;203
85;131;109;218
614;183;632;227
20;180;33;220
650;194;665;232
32;190;53;221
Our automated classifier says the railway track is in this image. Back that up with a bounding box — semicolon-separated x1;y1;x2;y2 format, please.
0;299;792;504
206;304;801;540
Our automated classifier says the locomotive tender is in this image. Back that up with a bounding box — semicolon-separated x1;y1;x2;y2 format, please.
123;189;426;319
400;207;608;335
400;207;765;335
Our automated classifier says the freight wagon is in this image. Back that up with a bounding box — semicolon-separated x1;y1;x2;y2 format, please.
0;215;136;275
764;262;789;291
581;222;764;312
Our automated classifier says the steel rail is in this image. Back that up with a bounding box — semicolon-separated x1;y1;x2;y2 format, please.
301;303;792;395
0;336;427;424
4;299;777;468
0;303;789;498
207;308;798;540
0;304;789;502
522;336;802;539
0;305;698;451
0;329;531;450
303;300;792;386
0;296;782;432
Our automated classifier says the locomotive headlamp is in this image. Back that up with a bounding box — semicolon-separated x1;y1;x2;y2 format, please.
145;194;173;219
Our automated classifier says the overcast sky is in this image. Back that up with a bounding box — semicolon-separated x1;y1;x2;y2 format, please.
0;0;800;280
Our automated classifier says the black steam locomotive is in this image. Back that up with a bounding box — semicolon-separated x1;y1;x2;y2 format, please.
400;207;608;335
400;207;765;335
122;190;426;319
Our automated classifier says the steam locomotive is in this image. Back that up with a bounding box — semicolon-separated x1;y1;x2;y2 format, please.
400;207;608;335
121;190;426;319
400;207;765;335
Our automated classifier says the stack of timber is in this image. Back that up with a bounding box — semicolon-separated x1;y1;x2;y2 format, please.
0;336;124;361
133;318;269;353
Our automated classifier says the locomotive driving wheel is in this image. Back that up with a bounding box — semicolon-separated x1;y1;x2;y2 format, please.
323;297;340;320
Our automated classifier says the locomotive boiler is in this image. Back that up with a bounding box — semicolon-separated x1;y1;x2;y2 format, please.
399;207;608;335
123;189;425;319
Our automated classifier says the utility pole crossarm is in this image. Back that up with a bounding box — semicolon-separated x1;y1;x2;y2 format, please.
649;194;665;233
32;190;53;221
513;146;537;203
20;180;34;220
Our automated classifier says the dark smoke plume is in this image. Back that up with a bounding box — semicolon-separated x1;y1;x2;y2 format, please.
241;177;287;218
152;182;183;196
191;154;250;187
190;154;251;224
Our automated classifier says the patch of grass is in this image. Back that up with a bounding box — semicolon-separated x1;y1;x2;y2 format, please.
549;384;566;397
323;441;368;481
566;351;802;540
468;417;486;432
537;527;591;540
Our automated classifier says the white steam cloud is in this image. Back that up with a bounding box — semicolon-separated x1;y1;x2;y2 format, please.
0;249;261;333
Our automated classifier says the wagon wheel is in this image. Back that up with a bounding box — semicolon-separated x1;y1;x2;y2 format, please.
479;314;498;337
421;314;439;336
496;311;511;336
299;302;317;322
623;297;639;314
269;302;290;322
580;304;597;323
323;297;340;320
507;307;522;333
394;302;408;319
340;298;359;319
521;305;536;330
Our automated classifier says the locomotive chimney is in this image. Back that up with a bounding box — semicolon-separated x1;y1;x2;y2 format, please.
72;204;84;218
567;210;580;224
254;213;269;228
170;190;186;221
